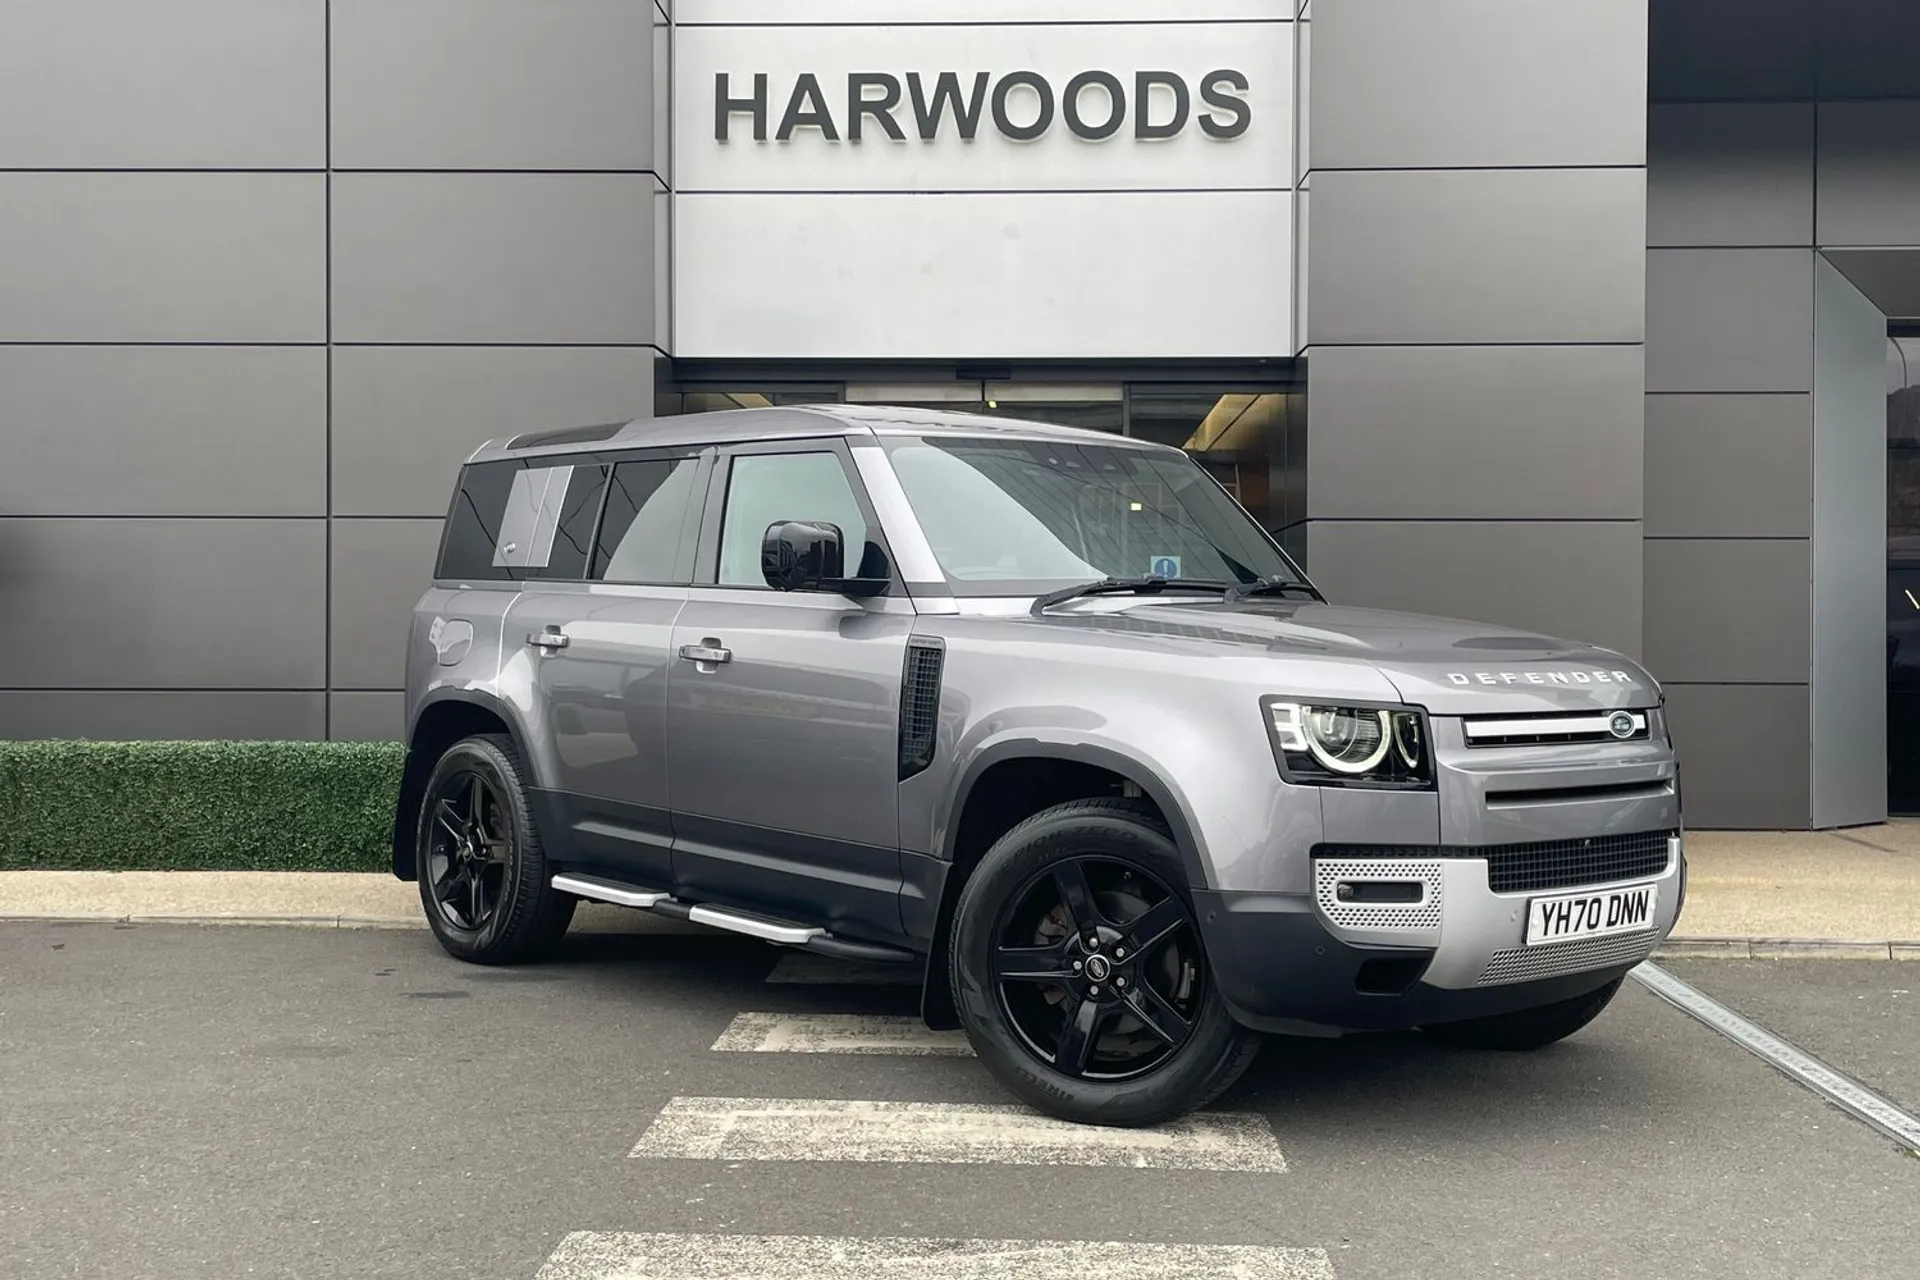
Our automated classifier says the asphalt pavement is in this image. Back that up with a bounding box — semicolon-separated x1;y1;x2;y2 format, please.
3;919;1916;1280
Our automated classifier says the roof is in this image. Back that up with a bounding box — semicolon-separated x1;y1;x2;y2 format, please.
465;402;1179;464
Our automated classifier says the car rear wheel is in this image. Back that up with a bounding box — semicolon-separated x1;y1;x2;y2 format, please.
415;732;576;965
948;797;1261;1127
1419;975;1625;1051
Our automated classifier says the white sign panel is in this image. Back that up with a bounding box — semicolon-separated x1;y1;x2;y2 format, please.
670;14;1296;361
675;23;1293;192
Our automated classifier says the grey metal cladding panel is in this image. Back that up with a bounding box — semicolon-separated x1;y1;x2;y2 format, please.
0;175;326;343
330;692;404;743
332;347;655;517
1644;394;1811;539
330;519;446;690
0;520;325;688
1660;683;1810;829
1305;169;1646;346
0;0;323;168
1645;250;1813;393
1309;0;1645;169
0;347;326;518
1647;0;1814;105
1643;539;1811;684
330;175;656;344
330;0;657;171
1815;0;1920;100
1306;345;1643;521
1816;103;1920;250
0;691;325;742
1304;520;1643;659
1647;104;1813;249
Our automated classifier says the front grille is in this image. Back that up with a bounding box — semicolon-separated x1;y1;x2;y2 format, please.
1315;829;1674;895
1476;930;1661;987
1461;709;1651;748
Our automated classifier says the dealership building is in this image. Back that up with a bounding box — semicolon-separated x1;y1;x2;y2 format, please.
5;0;1920;830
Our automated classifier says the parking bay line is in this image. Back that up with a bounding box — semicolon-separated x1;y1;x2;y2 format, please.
763;953;922;985
1630;961;1920;1154
534;1232;1336;1279
711;1012;973;1055
629;1097;1288;1172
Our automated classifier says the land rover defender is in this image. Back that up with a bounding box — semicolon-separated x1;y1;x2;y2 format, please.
392;404;1686;1127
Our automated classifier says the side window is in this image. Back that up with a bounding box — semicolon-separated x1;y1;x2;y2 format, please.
593;457;701;584
716;452;870;587
435;457;604;582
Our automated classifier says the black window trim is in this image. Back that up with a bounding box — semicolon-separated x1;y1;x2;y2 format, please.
690;435;903;596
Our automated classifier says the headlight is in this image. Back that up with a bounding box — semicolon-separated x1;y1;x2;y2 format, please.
1262;697;1434;788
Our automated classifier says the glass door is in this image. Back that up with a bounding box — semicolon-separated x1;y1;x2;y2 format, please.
843;382;1125;434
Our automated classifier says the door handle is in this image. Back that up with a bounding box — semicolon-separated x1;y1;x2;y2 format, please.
679;641;731;666
528;627;569;651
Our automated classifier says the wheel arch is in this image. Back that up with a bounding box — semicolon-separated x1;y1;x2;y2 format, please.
919;739;1212;1030
390;690;534;881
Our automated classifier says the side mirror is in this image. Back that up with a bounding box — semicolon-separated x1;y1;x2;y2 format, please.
761;520;843;592
761;520;893;597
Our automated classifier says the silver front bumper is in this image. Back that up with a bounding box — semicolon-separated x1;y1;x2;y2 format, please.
1311;833;1683;989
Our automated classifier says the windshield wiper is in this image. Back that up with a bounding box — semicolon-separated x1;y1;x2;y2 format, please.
1029;575;1231;615
1223;574;1324;603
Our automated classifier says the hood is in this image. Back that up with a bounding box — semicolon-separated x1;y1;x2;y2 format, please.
1027;598;1659;715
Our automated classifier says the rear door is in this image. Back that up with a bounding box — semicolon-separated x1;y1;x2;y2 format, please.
505;447;710;887
665;437;915;942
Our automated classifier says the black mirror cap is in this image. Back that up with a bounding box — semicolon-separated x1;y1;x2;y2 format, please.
762;520;844;591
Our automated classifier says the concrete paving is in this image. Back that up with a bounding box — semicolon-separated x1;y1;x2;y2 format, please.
2;920;1917;1280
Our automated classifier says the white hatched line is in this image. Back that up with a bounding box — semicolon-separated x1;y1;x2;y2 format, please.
534;1232;1336;1279
764;953;921;985
629;1097;1287;1172
711;1012;972;1056
1631;961;1920;1153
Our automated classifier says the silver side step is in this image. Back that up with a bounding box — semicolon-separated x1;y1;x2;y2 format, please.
550;872;914;964
551;873;668;909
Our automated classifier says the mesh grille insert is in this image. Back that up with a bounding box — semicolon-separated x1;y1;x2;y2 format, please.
897;639;945;780
1315;829;1673;895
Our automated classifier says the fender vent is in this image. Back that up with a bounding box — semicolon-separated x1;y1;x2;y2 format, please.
898;638;945;780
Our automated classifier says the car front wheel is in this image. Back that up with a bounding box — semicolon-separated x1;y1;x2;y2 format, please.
415;732;575;965
948;798;1262;1127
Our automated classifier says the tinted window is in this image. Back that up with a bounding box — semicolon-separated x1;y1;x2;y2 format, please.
717;452;870;587
436;457;604;582
594;458;701;584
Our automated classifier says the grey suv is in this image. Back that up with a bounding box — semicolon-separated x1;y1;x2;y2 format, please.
392;404;1685;1127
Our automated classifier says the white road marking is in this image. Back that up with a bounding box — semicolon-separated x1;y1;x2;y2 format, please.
711;1012;973;1056
629;1097;1288;1172
763;953;921;985
1631;961;1920;1153
534;1232;1336;1279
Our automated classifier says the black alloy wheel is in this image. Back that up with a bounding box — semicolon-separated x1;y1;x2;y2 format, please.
423;768;510;935
949;797;1261;1127
415;733;576;964
992;855;1203;1082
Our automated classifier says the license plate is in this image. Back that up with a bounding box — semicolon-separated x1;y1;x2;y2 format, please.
1525;883;1658;946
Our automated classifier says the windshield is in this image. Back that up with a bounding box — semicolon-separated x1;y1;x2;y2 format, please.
882;434;1305;595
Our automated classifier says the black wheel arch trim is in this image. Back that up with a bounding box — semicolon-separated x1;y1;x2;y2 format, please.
920;741;1212;1032
938;740;1212;889
391;688;540;882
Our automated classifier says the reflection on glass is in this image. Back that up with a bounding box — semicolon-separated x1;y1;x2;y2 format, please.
1127;389;1301;534
843;382;1125;434
657;389;839;416
1888;337;1920;811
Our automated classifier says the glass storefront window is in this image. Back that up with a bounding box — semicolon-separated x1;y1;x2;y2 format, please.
1125;387;1302;540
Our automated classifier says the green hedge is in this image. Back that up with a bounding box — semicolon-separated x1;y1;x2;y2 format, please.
0;740;406;871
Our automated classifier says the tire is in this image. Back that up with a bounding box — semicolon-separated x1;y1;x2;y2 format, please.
948;797;1262;1127
415;732;576;965
1420;975;1624;1051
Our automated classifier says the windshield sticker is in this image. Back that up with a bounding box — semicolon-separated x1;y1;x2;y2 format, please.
1149;555;1182;578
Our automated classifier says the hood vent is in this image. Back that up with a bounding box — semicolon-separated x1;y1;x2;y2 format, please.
1461;709;1649;748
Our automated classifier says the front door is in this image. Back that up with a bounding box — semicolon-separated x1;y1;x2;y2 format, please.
510;449;709;887
667;440;913;942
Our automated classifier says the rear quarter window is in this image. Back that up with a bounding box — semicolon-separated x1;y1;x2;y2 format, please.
436;457;608;582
